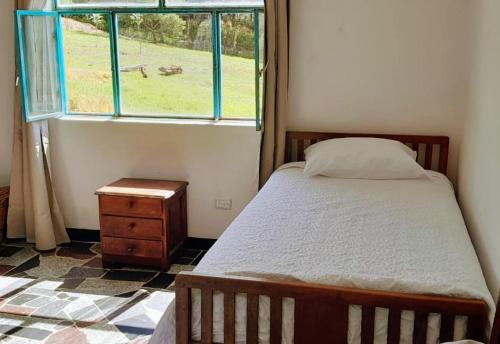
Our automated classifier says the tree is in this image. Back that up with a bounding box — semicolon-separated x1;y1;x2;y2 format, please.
140;14;185;45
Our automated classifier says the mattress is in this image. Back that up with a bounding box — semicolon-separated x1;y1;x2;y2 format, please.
151;163;494;344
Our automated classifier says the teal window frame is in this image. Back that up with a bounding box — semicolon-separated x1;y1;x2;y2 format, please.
16;2;264;129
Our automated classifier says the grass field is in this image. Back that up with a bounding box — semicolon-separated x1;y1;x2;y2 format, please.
63;28;257;119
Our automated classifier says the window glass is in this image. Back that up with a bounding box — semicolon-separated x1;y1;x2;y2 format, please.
57;0;159;8
117;13;214;117
221;12;261;119
20;14;63;120
164;0;263;7
62;14;114;114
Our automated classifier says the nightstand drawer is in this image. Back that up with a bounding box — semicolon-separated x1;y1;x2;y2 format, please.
100;195;162;218
101;216;163;240
102;237;163;258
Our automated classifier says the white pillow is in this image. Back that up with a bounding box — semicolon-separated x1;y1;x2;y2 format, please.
303;137;426;179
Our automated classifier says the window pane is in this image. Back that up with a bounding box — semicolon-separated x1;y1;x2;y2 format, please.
165;0;263;7
62;15;114;114
118;13;213;117
57;0;159;8
258;11;264;123
20;14;62;120
221;13;258;119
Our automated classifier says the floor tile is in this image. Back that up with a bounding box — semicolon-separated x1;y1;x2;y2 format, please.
45;326;88;344
59;242;94;250
83;257;103;269
25;295;53;308
0;304;35;316
95;296;129;314
3;326;52;341
58;278;85;290
142;273;175;289
115;291;137;298
0;246;24;258
62;267;106;279
114;316;156;339
167;264;195;274
7;293;39;306
56;247;96;260
192;250;207;265
90;244;101;255
0;265;15;276
40;249;57;257
69;304;104;322
179;249;202;259
105;291;150;322
0;276;35;298
102;270;157;283
0;247;38;267
173;256;193;265
75;278;143;296
31;299;71;317
78;321;129;344
5;255;40;276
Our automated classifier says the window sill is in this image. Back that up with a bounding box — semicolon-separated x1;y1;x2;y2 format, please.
57;114;257;128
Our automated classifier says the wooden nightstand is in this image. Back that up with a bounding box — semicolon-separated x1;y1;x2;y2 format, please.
95;178;188;270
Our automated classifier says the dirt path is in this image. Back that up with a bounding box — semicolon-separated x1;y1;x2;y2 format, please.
62;17;103;34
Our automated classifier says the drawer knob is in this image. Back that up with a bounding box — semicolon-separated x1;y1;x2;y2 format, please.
128;201;135;209
127;246;135;253
127;223;136;230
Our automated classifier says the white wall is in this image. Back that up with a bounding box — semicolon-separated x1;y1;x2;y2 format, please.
288;0;474;182
49;119;261;238
0;0;16;186
458;0;500;303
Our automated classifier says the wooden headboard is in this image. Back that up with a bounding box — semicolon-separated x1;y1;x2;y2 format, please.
285;131;450;175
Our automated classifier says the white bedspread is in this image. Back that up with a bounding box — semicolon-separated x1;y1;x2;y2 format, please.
151;164;494;344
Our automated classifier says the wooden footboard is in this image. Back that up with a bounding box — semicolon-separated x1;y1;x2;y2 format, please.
175;272;489;344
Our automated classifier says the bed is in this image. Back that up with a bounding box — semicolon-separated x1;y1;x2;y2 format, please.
151;132;498;344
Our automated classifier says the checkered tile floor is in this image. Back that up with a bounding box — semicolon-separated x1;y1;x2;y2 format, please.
0;241;206;343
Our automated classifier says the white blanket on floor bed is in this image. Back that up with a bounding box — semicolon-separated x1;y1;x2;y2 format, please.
150;163;494;344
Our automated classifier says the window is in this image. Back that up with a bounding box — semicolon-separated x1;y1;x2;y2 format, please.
16;0;264;128
62;14;114;114
117;13;214;117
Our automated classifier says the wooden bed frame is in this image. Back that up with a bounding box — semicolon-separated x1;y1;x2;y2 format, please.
175;132;498;344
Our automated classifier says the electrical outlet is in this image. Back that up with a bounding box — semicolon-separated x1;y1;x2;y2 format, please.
215;199;232;210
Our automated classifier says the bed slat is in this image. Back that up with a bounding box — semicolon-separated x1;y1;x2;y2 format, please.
270;296;282;344
224;292;236;344
176;287;191;344
413;311;428;344
201;289;213;344
297;140;305;161
285;135;293;163
467;315;486;341
247;294;259;344
361;306;375;344
294;296;348;344
387;308;401;344
440;314;455;342
424;144;433;170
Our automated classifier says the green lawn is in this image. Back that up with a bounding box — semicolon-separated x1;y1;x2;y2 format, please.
63;29;257;119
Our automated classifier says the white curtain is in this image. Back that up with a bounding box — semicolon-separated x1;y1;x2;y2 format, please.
7;0;69;250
